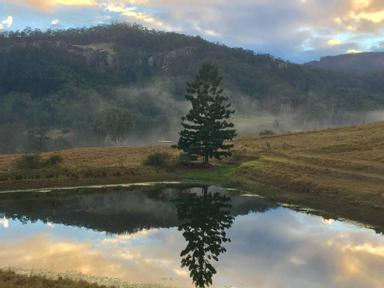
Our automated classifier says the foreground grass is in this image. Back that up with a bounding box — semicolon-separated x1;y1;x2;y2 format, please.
176;164;237;184
0;270;110;288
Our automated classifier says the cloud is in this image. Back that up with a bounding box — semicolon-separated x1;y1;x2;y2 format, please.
0;216;9;228
100;2;165;28
93;0;384;61
3;0;96;11
0;16;13;30
51;18;60;25
347;48;364;53
328;38;342;46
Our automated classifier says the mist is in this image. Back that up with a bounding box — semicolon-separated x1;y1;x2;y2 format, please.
1;77;383;154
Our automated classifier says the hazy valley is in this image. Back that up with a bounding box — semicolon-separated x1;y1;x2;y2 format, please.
1;24;384;153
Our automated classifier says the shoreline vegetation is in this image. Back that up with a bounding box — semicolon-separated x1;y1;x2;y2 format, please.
0;269;169;288
0;122;383;225
0;270;111;288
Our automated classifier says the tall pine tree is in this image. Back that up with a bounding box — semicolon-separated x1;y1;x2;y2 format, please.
177;63;236;165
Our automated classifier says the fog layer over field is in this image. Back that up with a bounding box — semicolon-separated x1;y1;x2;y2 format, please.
2;80;383;153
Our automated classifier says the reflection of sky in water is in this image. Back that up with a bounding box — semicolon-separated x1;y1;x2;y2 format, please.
0;207;384;288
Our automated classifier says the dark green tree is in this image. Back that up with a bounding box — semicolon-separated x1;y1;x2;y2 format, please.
174;186;234;288
93;109;132;144
105;109;132;144
177;64;237;165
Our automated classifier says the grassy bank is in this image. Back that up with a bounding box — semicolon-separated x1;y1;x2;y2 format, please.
0;122;383;228
233;122;384;208
0;270;170;288
0;270;110;288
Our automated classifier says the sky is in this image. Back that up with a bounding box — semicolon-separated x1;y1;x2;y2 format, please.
1;0;384;63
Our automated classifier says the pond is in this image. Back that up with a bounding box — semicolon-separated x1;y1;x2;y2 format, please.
0;184;383;288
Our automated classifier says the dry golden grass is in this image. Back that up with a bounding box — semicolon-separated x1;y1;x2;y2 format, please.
0;270;111;288
233;122;384;208
0;145;177;172
0;145;179;191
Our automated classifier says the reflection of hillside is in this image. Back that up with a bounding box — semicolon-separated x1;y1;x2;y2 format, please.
0;186;277;234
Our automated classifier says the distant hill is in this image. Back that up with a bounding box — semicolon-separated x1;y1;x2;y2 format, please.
0;24;383;153
306;52;384;74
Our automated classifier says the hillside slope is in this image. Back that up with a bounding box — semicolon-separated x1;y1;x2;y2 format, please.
234;122;384;201
1;24;384;153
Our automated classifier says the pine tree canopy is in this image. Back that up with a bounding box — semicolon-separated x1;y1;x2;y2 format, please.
177;63;237;164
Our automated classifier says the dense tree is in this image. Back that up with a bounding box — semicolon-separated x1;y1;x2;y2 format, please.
177;64;237;165
91;109;132;143
104;109;132;144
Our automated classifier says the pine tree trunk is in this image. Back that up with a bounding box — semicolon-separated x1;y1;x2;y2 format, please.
203;154;209;166
202;186;208;197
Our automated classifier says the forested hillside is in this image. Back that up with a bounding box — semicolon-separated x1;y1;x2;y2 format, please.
0;23;383;153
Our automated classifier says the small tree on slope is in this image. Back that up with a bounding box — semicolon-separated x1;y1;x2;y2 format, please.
177;63;237;165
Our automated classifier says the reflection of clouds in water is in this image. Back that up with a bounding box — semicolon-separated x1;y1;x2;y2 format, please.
0;216;8;228
0;209;383;288
0;228;192;287
219;209;384;288
101;229;155;244
341;243;384;257
322;218;335;225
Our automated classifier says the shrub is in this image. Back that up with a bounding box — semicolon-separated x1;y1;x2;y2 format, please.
144;152;171;167
177;152;197;165
15;153;63;170
45;154;63;166
16;153;43;170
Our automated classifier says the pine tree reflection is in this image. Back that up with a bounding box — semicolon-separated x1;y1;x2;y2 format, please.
175;186;234;288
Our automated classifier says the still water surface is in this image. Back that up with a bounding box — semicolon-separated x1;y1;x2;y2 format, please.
0;184;383;288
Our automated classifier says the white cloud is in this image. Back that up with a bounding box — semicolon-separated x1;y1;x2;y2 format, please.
0;16;13;30
99;1;175;30
328;38;342;46
0;216;9;228
51;19;60;25
6;0;96;10
347;48;364;53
